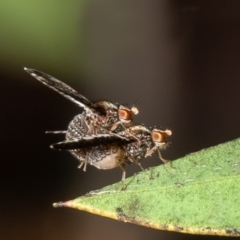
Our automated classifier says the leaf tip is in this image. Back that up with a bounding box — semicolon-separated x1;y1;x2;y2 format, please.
53;201;72;208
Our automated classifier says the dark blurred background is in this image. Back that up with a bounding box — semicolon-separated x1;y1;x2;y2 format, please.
1;0;240;239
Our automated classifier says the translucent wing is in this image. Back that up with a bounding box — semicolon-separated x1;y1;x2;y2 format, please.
24;68;96;112
51;133;135;150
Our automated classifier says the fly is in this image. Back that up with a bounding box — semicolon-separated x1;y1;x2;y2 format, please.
51;125;172;180
25;68;139;178
24;68;138;136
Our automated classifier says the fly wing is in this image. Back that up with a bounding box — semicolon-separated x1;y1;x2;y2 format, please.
50;133;135;150
24;68;95;112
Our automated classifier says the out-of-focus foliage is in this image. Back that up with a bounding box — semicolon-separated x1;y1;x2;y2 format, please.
0;0;85;75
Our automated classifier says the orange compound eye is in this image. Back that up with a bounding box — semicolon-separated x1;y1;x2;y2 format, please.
119;109;132;121
152;131;166;143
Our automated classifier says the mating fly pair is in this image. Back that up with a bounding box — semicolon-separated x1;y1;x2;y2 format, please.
25;68;171;181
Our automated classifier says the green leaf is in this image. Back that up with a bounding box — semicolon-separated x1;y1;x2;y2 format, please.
53;138;240;236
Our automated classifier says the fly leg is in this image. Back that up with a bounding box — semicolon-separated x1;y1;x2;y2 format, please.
157;149;169;164
145;147;173;169
45;130;67;134
157;149;174;168
145;146;157;158
115;157;126;181
121;125;142;147
128;154;144;171
115;156;128;190
110;121;121;132
77;151;89;171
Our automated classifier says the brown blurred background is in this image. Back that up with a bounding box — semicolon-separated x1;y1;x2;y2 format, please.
1;0;240;239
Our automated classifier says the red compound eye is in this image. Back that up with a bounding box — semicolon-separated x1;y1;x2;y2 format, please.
152;131;166;143
119;109;131;121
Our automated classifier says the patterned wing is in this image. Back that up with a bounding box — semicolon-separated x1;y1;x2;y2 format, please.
50;133;135;150
24;68;96;112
